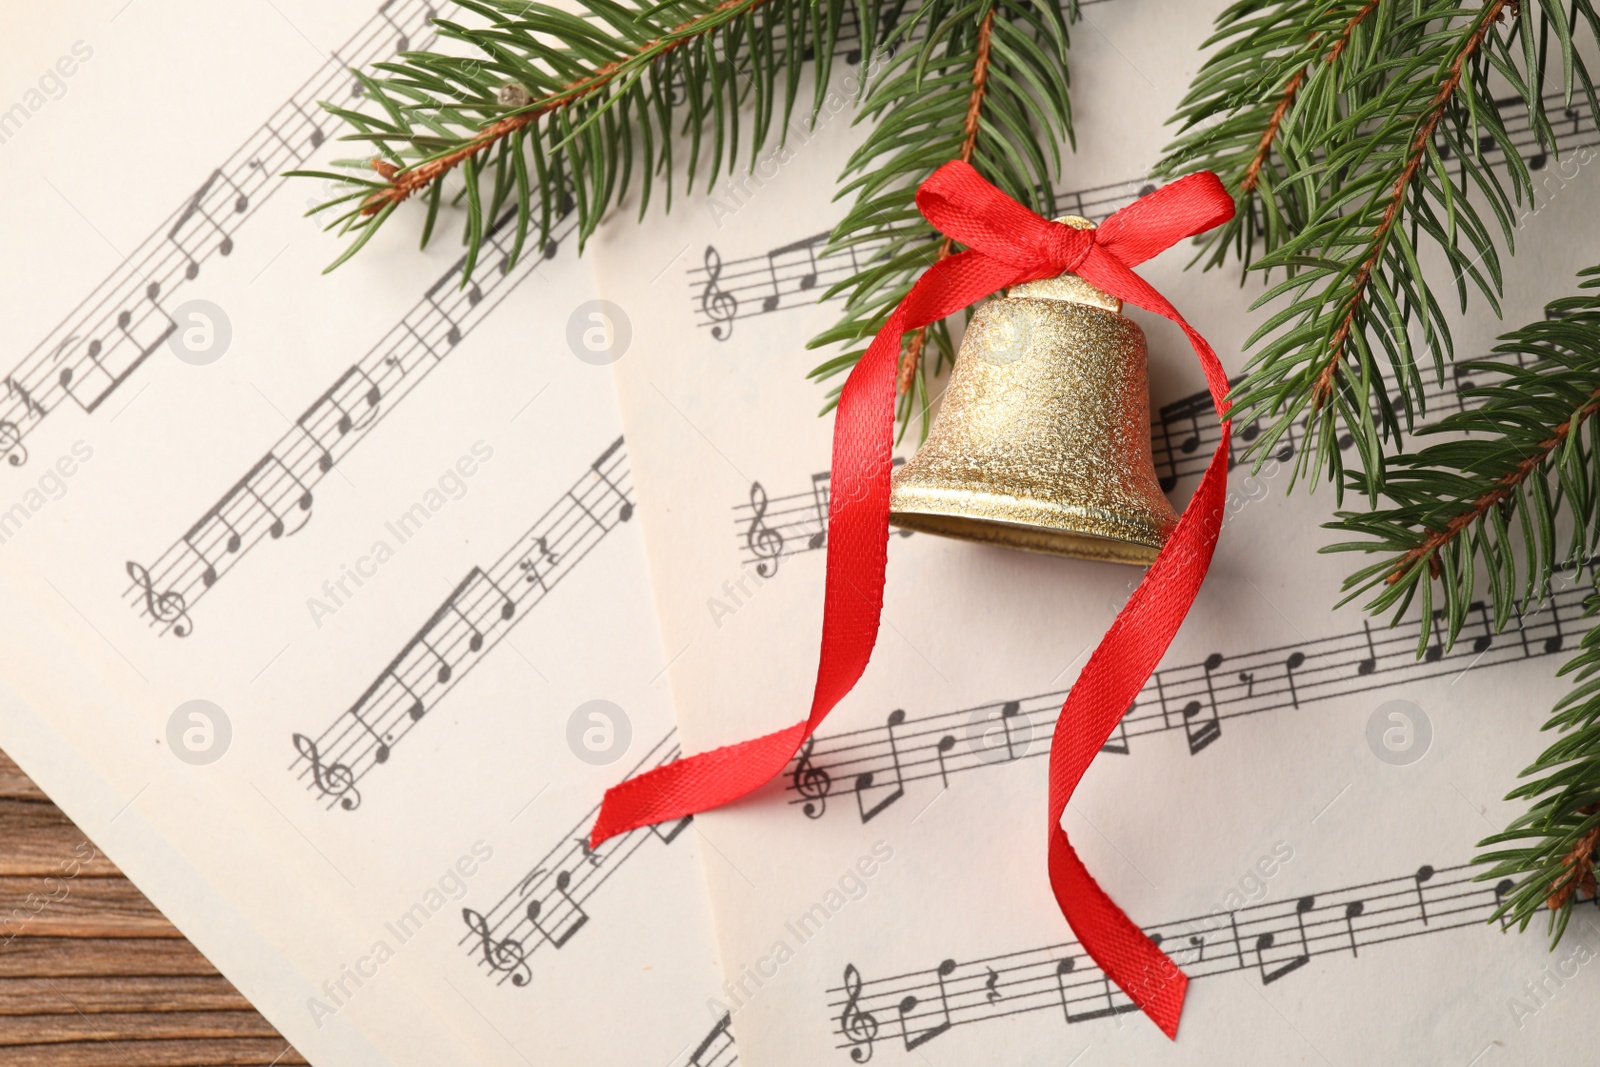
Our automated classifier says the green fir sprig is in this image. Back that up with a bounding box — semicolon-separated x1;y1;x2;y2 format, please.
1159;0;1600;495
295;0;1076;436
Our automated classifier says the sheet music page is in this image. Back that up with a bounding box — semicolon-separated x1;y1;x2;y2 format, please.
0;4;726;1065
593;2;1600;1063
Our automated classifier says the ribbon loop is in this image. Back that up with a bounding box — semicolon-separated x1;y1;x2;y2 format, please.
591;159;1236;1042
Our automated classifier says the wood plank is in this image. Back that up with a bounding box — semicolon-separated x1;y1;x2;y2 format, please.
0;976;251;1014
0;879;178;939
0;751;47;801
0;939;219;978
4;1038;307;1066
0;800;120;877
0;1010;282;1045
0;749;302;1065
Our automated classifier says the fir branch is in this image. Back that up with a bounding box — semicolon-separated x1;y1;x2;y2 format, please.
356;0;774;218
1479;601;1600;942
1239;0;1382;195
295;0;875;270
1157;0;1388;273
1308;0;1510;412
1324;267;1600;653
1545;803;1600;910
1239;64;1305;195
298;0;1074;436
1160;0;1600;498
1377;382;1600;588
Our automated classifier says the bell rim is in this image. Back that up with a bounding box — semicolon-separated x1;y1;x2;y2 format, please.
888;484;1171;565
889;509;1163;564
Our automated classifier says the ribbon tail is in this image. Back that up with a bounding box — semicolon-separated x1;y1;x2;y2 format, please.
589;722;809;848
590;257;1004;849
1045;423;1231;1038
1049;825;1187;1036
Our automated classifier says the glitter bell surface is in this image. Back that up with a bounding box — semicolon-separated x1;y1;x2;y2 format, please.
888;216;1179;565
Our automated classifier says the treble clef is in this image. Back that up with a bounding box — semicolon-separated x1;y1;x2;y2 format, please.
701;246;738;341
125;560;192;637
746;481;785;578
791;737;832;819
461;907;531;987
0;421;26;468
292;733;360;811
839;963;878;1063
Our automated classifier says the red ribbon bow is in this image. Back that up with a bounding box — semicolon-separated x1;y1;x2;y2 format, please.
592;159;1235;1039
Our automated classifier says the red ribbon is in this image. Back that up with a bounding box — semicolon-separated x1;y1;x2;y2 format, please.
592;160;1234;1039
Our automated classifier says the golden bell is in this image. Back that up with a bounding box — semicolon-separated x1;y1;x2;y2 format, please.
889;216;1178;565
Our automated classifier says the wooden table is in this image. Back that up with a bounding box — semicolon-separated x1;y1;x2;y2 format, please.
0;750;306;1066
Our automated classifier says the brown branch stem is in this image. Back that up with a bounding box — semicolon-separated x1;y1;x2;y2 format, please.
1548;805;1600;911
1385;385;1600;585
898;7;995;396
359;0;768;216
1312;0;1507;407
1242;0;1382;194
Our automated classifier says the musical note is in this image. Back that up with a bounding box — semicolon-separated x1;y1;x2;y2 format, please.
791;737;832;819
1164;393;1207;455
701;246;739;340
295;365;382;471
1546;600;1566;654
168;169;242;276
1184;653;1224;754
839;963;879;1063
126;560;191;637
1054;956;1131;1023
461;908;530;986
1424;612;1445;662
379;0;412;50
1414;865;1435;924
238;454;311;539
527;870;588;948
1343;900;1365;956
349;702;393;762
1357;621;1378;675
292;733;360;810
422;273;463;347
1255;896;1314;984
1284;650;1306;708
590;436;635;522
1471;600;1495;654
896;959;955;1051
1493;878;1515;928
855;710;907;822
934;734;956;786
808;472;830;550
1153;394;1208;491
761;234;826;312
289;100;327;151
747;481;785;578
